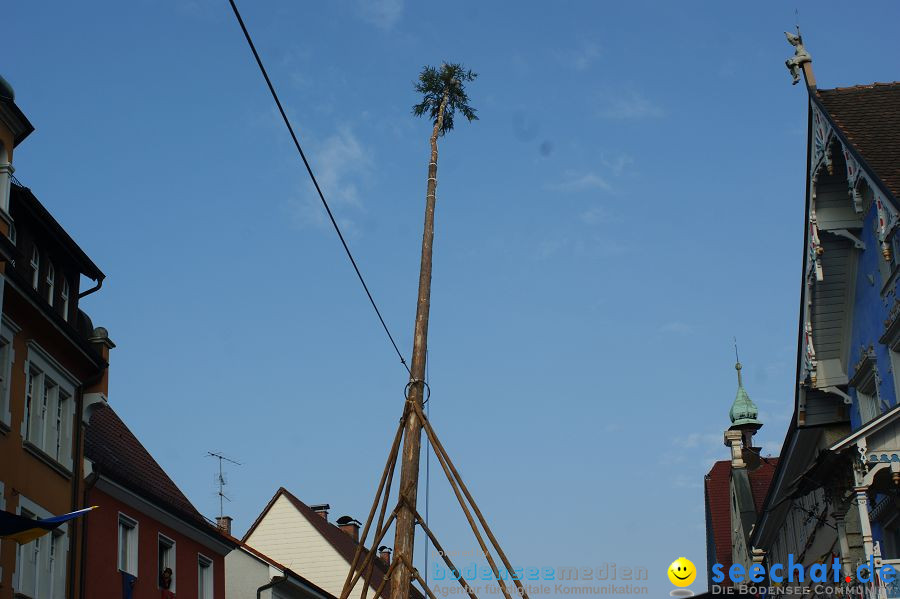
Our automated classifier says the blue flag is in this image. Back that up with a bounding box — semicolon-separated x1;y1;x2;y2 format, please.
0;506;97;544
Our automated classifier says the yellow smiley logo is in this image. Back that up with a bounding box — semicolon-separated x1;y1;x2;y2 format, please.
668;557;696;587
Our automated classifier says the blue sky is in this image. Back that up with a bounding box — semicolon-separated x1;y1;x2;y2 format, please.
6;1;900;595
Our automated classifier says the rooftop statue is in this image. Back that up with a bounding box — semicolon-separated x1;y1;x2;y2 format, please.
785;30;812;85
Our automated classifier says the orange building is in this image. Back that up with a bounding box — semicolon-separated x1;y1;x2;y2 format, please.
0;74;112;599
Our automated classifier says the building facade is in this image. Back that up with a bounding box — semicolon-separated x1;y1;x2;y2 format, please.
243;488;420;599
706;46;900;598
704;364;778;588
0;74;113;599
83;404;236;599
225;537;336;599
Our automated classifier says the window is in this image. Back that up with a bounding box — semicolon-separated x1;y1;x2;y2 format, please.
18;509;40;597
60;280;69;322
858;387;880;424
9;221;16;245
14;496;67;599
850;350;885;425
198;554;213;599
882;515;900;559
23;345;76;470
0;320;14;427
46;263;54;306
891;233;900;273
30;247;39;290
118;514;138;576
158;534;176;591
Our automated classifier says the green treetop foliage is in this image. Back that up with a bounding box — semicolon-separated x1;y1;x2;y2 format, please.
412;63;478;136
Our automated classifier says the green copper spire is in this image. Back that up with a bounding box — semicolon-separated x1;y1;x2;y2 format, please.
729;360;763;430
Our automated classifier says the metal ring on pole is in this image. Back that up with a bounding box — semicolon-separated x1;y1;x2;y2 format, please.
404;380;431;405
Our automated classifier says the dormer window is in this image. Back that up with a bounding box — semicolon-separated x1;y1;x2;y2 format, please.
61;280;69;321
46;263;55;306
30;247;39;290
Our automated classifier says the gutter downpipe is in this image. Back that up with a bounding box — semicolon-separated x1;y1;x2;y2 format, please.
78;471;99;599
78;275;104;299
72;367;107;599
258;575;289;599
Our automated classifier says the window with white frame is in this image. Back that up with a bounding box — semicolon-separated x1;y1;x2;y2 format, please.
46;263;54;306
30;247;39;290
198;554;213;599
158;534;175;591
850;352;885;425
60;280;69;322
0;320;14;428
118;514;138;576
22;345;76;470
14;496;67;599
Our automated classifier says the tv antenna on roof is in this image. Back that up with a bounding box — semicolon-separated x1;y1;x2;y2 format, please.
207;451;242;519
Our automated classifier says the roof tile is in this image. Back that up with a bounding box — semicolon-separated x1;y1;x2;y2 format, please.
817;82;900;200
85;405;222;536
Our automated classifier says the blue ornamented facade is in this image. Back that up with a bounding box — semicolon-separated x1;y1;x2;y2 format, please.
708;47;900;599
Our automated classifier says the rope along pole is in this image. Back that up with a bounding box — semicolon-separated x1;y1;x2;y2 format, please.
413;507;480;599
408;405;513;599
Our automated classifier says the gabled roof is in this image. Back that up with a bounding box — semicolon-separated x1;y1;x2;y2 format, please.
705;459;779;578
748;458;778;514
817;82;900;200
705;461;733;576
10;180;104;281
85;405;226;541
244;487;423;599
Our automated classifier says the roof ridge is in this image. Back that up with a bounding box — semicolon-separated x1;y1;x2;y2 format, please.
85;406;235;547
819;81;900;93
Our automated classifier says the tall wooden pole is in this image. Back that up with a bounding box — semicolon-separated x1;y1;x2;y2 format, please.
390;88;450;599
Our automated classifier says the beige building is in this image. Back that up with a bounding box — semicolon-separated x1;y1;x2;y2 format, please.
243;488;421;599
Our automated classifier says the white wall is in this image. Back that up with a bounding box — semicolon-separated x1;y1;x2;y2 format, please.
245;495;353;598
226;549;271;599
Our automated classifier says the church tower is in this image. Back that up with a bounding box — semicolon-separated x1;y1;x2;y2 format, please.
724;359;763;470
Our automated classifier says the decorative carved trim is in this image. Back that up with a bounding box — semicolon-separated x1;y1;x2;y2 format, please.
809;208;824;281
805;318;818;386
881;299;900;349
824;228;865;250
866;452;900;465
875;194;898;262
811;105;834;182
849;346;877;390
842;147;865;214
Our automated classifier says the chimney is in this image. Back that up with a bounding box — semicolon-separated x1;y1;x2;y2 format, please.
379;546;392;565
337;516;362;543
310;504;330;521
216;516;233;536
